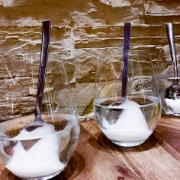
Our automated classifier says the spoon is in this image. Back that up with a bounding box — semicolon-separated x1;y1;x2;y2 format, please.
101;23;131;125
25;20;51;131
164;23;180;100
109;22;131;107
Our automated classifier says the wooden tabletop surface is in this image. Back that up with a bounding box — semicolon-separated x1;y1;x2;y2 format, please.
1;115;180;180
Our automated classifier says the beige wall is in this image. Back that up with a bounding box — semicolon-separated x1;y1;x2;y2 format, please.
0;0;180;120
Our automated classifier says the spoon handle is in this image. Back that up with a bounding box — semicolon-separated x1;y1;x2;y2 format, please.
166;23;178;77
122;22;131;98
35;20;51;117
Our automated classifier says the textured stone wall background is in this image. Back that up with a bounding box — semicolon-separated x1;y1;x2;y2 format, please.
0;0;180;120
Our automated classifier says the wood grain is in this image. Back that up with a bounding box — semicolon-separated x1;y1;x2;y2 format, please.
58;125;138;180
81;116;180;180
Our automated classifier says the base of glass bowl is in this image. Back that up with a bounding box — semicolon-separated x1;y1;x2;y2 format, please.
112;140;145;147
20;169;63;180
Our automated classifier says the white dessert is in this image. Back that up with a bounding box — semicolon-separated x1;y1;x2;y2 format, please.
165;98;180;114
102;99;152;142
6;124;65;178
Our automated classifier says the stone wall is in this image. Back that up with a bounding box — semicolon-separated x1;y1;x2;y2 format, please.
0;0;180;120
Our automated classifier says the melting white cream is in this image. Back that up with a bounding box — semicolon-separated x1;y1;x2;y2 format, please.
6;124;65;179
165;98;180;114
102;99;152;142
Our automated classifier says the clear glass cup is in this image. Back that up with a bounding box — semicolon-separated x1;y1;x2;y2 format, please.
153;53;180;117
94;48;161;147
157;76;180;117
0;54;80;180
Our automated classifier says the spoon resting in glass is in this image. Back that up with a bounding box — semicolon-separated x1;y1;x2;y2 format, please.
109;22;131;107
164;23;180;100
24;20;51;131
100;22;131;125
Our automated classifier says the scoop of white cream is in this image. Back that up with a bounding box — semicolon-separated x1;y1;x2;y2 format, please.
12;123;55;140
6;124;65;179
165;98;180;114
102;99;152;142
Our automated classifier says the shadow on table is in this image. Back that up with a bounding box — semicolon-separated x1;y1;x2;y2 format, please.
93;132;161;153
52;151;85;180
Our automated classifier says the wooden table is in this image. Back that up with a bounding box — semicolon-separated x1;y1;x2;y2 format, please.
1;115;180;180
